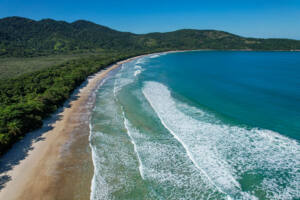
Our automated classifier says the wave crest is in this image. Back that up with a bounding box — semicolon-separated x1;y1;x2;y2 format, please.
142;81;300;200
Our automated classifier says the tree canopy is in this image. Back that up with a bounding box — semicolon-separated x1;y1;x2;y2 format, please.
0;16;299;154
1;17;299;57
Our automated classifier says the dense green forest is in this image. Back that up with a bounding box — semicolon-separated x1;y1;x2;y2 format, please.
0;16;300;154
0;51;148;154
1;17;300;57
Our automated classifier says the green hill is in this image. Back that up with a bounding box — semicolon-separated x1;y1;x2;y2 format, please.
0;16;300;155
1;17;299;57
0;17;135;56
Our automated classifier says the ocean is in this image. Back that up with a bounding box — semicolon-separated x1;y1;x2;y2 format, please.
89;51;300;200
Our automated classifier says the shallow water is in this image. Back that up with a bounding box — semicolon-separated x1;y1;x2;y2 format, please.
90;51;300;200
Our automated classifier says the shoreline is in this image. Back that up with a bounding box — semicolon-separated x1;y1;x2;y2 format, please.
0;53;149;200
0;49;298;199
0;49;298;200
172;48;300;52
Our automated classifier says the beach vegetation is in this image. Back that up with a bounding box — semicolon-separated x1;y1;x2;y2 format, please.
0;16;300;154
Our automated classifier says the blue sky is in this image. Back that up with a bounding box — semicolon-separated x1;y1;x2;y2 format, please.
1;0;300;39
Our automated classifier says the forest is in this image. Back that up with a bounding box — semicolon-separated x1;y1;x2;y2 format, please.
0;16;300;154
0;51;146;154
1;17;300;57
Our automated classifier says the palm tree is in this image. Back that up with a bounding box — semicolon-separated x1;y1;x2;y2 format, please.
7;121;21;136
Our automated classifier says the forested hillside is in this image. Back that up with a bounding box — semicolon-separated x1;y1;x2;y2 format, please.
0;16;300;155
1;17;300;57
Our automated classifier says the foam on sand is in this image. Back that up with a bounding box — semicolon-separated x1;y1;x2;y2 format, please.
90;71;148;200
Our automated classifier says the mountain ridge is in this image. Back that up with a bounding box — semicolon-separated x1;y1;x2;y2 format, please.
1;16;300;57
1;16;300;156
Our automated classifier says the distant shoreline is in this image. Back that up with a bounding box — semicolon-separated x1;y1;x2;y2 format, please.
173;49;300;52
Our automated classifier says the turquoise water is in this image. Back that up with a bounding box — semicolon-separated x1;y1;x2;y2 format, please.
89;51;300;200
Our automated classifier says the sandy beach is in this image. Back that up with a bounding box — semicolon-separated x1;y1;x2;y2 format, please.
0;56;142;200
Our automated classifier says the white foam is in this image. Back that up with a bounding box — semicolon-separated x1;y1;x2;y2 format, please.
142;81;300;200
90;75;119;200
133;64;144;77
136;58;145;64
88;73;112;200
149;52;168;59
134;69;141;76
122;109;145;179
149;54;160;58
134;65;142;69
89;123;97;200
118;108;225;199
90;75;146;199
142;81;239;199
113;63;134;94
113;62;143;93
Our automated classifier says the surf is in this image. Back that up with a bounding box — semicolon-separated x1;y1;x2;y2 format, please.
89;51;300;200
142;81;300;200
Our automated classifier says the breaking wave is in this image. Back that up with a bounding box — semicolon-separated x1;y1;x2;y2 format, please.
142;81;300;200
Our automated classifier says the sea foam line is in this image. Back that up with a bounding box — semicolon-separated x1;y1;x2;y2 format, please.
142;81;300;200
141;81;270;200
89;77;111;200
134;69;142;77
142;83;233;199
121;109;145;179
89;123;100;200
113;67;145;180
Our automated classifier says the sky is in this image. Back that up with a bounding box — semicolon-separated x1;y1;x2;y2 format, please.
1;0;300;39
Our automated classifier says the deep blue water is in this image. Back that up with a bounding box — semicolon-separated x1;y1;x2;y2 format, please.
90;51;300;200
144;51;300;140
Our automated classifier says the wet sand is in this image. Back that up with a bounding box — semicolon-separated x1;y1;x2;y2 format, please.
0;51;184;200
0;57;139;200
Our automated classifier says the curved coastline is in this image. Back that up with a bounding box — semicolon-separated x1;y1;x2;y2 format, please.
1;50;299;199
0;53;156;200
